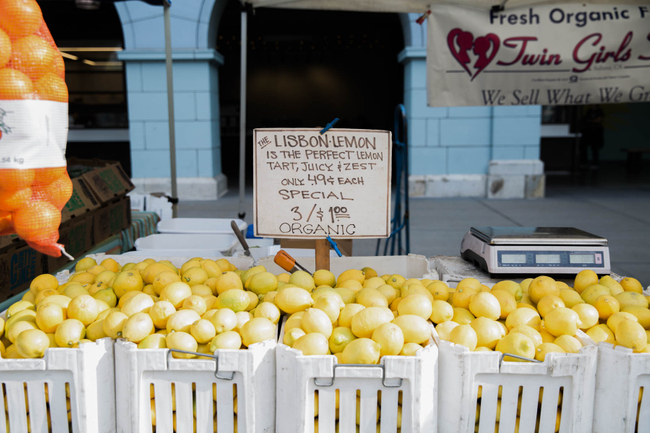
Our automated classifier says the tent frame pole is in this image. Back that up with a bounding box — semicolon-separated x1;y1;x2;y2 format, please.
238;8;248;220
163;0;178;217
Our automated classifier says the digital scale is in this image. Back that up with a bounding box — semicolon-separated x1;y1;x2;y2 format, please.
461;227;611;277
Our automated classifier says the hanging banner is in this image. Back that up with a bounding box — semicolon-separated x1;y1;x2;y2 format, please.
427;4;650;106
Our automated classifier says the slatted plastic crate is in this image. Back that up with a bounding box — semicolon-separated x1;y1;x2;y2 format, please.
434;329;596;433
0;337;115;433
276;319;437;432
115;338;276;433
592;343;650;432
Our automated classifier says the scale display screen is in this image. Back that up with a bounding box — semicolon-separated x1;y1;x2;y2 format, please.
497;251;605;268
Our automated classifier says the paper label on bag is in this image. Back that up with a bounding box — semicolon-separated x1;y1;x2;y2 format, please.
0;100;68;169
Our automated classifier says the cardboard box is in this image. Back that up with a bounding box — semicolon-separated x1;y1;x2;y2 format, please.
93;196;131;244
279;239;353;256
0;243;47;302
61;177;101;223
82;162;134;204
49;214;94;273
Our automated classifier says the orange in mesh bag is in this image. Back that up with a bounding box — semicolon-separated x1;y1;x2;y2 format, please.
0;0;72;258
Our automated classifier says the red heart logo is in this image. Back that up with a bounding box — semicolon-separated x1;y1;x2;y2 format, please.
447;29;500;81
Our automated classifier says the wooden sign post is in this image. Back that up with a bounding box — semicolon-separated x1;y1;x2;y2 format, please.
253;128;392;271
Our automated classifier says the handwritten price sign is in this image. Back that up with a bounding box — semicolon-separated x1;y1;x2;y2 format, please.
253;128;392;239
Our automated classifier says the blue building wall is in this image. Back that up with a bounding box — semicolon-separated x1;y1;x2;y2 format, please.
400;14;542;179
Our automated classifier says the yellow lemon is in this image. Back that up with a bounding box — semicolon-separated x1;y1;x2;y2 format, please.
166;310;201;333
103;311;128;339
254;302;281;325
113;271;144;299
152;271;181;296
536;295;565;318
75;257;97;273
301;308;333;339
392;315;431;345
138;334;167;349
430;300;454;324
351;307;394;338
506;308;541;331
435;321;459;341
191;284;212;297
337;269;365;285
457;278;481;292
386;274;406;290
528;276;558;304
356;288;389;308
341;338;381;364
199;259;222;279
451;288;477;309
190;319;216;344
620;277;643;294
400;343;423;356
247;272;278;296
66;295;99;326
535;342;565;361
371;322;403;357
181;267;209;287
30;274;59;293
581;284;611;305
574;269;599;294
99;258;120;273
363;277;386;289
361;267;378;279
289;270;315;292
396;294;432;321
621;306;650;329
215;289;250;312
520;278;533;293
214;271;243;295
593;295;620;320
93;289;117;308
86;320;107;341
586;324;615;344
544;307;581;337
210;331;242;351
34;289;59;306
149;301;176;329
599;275;625;296
293;333;329;355
167;331;198;359
470;317;504;349
158;282;191;309
452;307;475;325
313;295;344;323
491;290;517;320
339;304;365;328
7;300;35;318
141;263;173;285
572;303;599;329
330;327;357;354
559;289;584;308
554;335;581;353
215;258;234;272
615;319;647;351
448;324;477;350
283;327;306;346
121;293;154;318
240;317;275;347
54;319;85;347
496;333;535;361
69;272;95;285
235;311;253;333
491;280;523;302
401;285;434;303
519;293;534;306
468;292;501;321
22;291;36;303
274;287;314;314
15;329;49;358
607;312;638;333
336;279;363;293
539;328;556;344
428;282;449;302
182;295;207;316
122;313;154;344
313;269;336;288
210;308;238;334
334;287;356;304
62;284;89;300
509;325;543;348
615;292;649;309
35;303;66;333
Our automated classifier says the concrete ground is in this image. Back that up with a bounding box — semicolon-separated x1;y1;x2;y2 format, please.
179;162;650;285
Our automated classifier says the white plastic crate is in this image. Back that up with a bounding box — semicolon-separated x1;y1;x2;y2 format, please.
115;337;276;433
0;337;115;433
432;255;622;288
157;218;248;235
434;328;597;433
276;319;437;432
259;254;438;280
592;343;650;432
134;234;239;256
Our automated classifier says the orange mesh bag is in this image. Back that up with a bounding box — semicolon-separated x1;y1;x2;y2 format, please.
0;0;72;258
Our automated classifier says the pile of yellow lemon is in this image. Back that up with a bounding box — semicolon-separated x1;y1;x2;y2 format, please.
0;256;279;360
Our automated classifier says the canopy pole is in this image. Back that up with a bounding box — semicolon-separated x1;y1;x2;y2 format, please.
164;0;178;218
238;8;247;220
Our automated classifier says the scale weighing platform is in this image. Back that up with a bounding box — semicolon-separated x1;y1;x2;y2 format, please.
461;227;611;277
